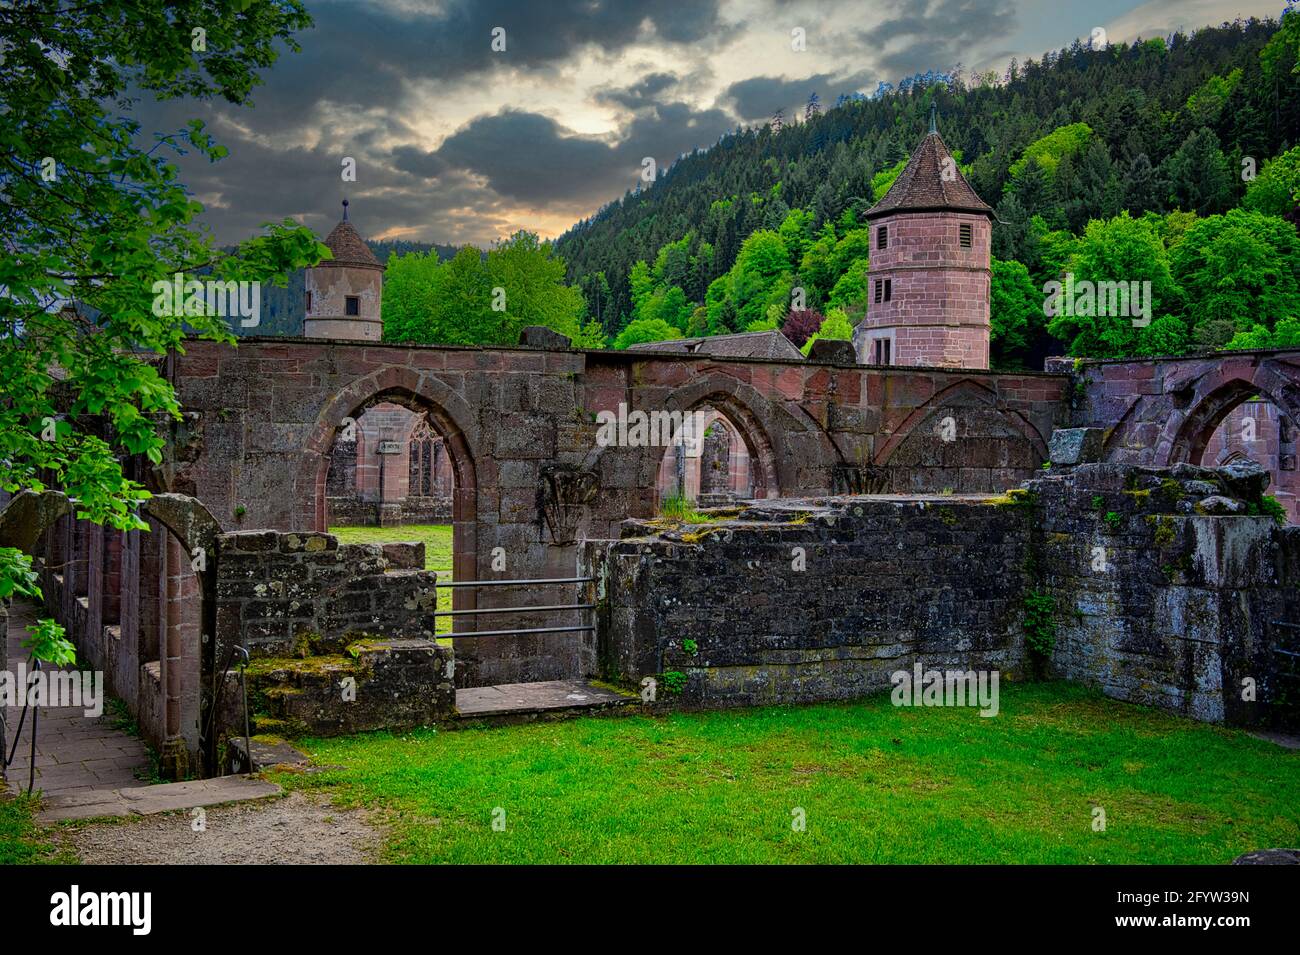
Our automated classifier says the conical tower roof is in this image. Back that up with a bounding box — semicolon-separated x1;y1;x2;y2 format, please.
866;108;993;221
318;199;384;270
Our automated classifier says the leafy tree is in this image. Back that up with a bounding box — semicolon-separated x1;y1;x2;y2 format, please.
871;160;907;202
728;230;792;329
1170;209;1300;344
989;259;1039;368
0;0;319;642
612;318;683;349
778;210;816;270
828;259;870;310
780;309;825;348
800;308;854;356
1224;316;1300;350
1007;123;1093;184
1244;145;1300;217
1047;213;1181;358
572;318;609;349
383;250;447;344
485;231;586;344
1185;68;1243;125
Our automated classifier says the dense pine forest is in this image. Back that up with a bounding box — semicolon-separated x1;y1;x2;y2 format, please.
551;14;1300;367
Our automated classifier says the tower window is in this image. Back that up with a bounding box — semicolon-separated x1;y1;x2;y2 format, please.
874;280;883;304
884;279;892;302
306;291;312;312
959;223;973;248
345;295;360;316
877;226;888;250
873;338;892;365
874;279;893;304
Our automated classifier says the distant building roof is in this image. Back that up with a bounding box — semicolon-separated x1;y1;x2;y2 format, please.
866;108;994;221
626;329;804;360
318;200;384;270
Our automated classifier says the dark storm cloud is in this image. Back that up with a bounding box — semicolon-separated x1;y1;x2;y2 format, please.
426;110;621;204
235;0;724;134
722;69;875;123
856;0;1018;79
413;100;736;208
124;0;736;243
594;72;682;109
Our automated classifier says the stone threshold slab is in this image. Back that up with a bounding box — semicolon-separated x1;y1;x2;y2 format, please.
35;775;281;823
455;680;635;720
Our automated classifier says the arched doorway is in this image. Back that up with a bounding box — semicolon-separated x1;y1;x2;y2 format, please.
654;406;756;508
1175;387;1299;522
874;381;1049;493
317;389;476;637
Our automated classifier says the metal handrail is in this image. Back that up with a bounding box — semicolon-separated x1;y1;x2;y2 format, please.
448;625;595;639
1;657;41;794
435;603;594;618
435;576;594;588
437;576;598;641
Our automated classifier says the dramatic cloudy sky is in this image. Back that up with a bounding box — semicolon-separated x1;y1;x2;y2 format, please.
150;0;1286;248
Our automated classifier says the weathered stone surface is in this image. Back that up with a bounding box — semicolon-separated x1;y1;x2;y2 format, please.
380;541;425;569
1195;495;1247;515
1218;458;1270;499
1048;427;1104;465
236;637;454;738
589;464;1295;729
806;338;857;364
518;325;572;349
1232;848;1300;865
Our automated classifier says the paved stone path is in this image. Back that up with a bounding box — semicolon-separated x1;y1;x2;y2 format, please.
38;776;281;823
2;601;152;796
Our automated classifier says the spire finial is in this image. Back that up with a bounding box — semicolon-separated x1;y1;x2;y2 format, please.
342;197;349;221
929;101;938;135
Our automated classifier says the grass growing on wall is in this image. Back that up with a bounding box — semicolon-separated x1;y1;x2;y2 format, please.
330;524;453;636
275;682;1300;864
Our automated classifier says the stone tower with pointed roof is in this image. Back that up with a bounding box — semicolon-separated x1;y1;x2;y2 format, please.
304;199;385;341
854;105;994;369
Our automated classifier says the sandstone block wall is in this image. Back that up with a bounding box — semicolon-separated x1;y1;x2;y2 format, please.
1031;464;1279;724
588;497;1032;707
213;530;438;662
589;465;1298;728
170;338;1067;686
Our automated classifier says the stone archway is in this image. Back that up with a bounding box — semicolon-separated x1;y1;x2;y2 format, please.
296;366;479;580
1162;377;1300;467
0;490;222;777
656;372;839;499
874;379;1049;493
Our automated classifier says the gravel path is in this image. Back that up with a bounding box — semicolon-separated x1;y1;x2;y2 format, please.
67;792;382;864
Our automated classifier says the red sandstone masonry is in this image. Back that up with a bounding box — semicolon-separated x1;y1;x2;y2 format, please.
166;337;1069;685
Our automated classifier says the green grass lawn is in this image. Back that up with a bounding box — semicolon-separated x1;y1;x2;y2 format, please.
330;524;453;636
0;794;73;864
275;681;1300;864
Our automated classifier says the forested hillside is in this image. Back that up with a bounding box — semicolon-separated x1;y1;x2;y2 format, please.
554;15;1300;366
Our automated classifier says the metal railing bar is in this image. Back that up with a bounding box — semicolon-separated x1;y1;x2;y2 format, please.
448;625;595;638
435;603;595;617
435;577;594;588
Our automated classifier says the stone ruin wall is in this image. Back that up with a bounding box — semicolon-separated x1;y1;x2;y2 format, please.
211;529;452;746
587;463;1299;730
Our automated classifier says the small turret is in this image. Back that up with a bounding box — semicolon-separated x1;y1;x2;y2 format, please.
304;199;385;341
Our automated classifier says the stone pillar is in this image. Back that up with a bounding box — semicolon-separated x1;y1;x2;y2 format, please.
159;535;194;779
102;529;122;626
